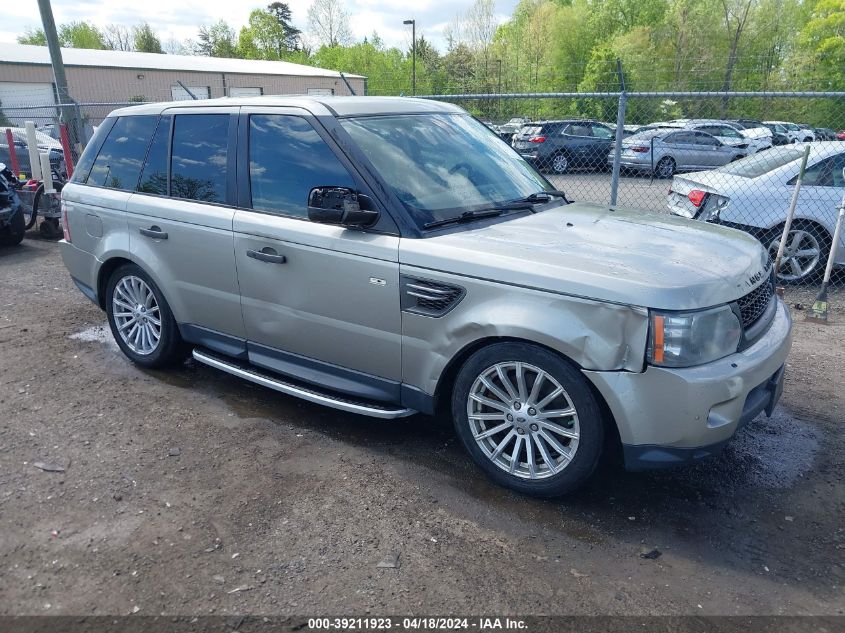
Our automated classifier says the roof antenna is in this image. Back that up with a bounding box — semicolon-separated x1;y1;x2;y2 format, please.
176;80;198;100
339;72;356;96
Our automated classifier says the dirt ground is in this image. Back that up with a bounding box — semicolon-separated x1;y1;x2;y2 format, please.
1;235;843;619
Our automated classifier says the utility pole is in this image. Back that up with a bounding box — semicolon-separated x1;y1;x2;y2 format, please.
37;0;84;153
403;19;416;96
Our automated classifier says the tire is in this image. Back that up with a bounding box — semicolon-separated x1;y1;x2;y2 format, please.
451;342;604;498
654;157;675;178
766;222;830;284
550;153;569;174
0;208;26;246
106;264;183;368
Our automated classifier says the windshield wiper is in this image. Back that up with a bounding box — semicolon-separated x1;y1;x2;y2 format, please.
507;190;570;205
423;209;505;230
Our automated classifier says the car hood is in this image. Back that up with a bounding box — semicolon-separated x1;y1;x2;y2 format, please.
400;202;769;310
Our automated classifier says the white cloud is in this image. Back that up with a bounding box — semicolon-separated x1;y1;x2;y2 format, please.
0;0;520;52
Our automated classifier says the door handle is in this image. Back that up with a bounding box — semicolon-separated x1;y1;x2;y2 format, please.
139;226;168;239
247;248;287;264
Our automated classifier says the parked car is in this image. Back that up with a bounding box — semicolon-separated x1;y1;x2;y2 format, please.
837;130;845;141
512;119;615;173
613;128;747;178
734;119;790;146
666;119;767;153
0;128;65;179
60;96;792;497
765;121;814;143
497;116;530;142
668;143;845;283
0;163;25;246
814;127;838;141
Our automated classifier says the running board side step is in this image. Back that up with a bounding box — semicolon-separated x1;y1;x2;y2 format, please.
192;349;416;419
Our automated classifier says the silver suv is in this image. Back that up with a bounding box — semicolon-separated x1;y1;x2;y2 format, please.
59;97;793;497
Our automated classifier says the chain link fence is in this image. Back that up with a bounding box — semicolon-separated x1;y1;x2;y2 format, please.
2;86;843;312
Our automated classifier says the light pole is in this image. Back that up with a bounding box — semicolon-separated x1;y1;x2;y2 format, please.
403;19;416;95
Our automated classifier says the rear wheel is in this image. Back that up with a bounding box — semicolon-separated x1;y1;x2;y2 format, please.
767;223;830;284
655;157;675;178
551;153;569;174
451;342;604;498
106;264;183;367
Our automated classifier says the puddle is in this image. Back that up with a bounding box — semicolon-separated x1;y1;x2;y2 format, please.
69;323;119;351
722;408;821;488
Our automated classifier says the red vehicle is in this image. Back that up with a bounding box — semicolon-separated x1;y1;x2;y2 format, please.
837;129;845;141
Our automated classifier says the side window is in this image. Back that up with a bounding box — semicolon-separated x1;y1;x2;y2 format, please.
568;124;592;137
668;132;693;144
693;132;719;146
248;114;355;218
591;124;613;139
86;115;158;190
792;154;845;187
137;116;171;196
170;114;229;203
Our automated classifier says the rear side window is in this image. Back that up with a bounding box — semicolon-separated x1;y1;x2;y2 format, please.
170;114;229;203
137;116;171;196
86;115;158;190
70;119;114;184
248;114;354;218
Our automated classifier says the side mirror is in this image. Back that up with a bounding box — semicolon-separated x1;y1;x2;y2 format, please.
307;187;379;228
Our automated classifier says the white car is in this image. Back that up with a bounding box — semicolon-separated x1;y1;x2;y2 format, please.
765;121;815;143
667;143;845;283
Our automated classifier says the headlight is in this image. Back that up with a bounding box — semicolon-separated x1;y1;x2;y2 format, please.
647;305;741;368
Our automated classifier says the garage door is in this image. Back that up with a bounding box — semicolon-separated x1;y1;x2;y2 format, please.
0;82;57;126
228;87;262;97
170;85;211;101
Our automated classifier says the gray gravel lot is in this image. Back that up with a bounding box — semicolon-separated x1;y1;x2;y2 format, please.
1;235;843;619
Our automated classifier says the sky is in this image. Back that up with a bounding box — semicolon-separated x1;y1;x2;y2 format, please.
1;0;518;53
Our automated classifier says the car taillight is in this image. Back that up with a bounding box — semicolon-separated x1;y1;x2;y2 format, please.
687;189;707;207
529;136;546;143
61;198;71;242
631;146;649;153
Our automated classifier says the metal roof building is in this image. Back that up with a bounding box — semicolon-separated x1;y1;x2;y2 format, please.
0;44;366;123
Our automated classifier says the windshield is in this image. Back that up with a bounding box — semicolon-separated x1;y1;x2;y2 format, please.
715;147;804;178
340;113;553;228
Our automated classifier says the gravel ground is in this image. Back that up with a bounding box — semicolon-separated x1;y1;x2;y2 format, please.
1;235;844;619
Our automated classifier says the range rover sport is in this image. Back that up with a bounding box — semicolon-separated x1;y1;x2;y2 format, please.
59;97;792;497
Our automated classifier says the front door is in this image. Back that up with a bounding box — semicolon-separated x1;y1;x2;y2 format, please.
232;109;402;402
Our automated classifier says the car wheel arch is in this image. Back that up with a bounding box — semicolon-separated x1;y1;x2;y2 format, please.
434;336;621;459
97;257;180;323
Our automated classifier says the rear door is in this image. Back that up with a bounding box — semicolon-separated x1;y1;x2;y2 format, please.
232;107;403;402
126;107;245;344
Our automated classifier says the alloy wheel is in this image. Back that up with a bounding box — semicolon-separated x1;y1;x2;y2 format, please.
769;229;821;282
552;155;568;174
112;275;162;355
466;361;580;480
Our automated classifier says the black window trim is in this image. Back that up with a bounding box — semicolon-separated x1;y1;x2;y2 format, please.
81;115;158;192
235;107;400;236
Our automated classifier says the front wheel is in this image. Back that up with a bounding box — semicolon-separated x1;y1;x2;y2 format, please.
106;264;183;367
451;342;604;498
0;209;25;246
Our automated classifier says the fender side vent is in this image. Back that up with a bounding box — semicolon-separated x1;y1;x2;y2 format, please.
401;276;465;317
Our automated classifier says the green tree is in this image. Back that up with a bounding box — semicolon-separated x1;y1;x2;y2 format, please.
17;28;47;45
238;9;288;59
134;23;163;53
189;21;240;58
268;2;302;51
59;22;107;49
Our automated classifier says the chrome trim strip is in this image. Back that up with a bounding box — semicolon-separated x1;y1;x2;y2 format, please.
192;349;416;419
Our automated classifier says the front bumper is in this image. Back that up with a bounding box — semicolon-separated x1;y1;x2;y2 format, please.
584;298;793;470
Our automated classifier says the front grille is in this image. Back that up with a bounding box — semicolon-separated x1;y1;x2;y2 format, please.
401;276;465;317
737;278;774;329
